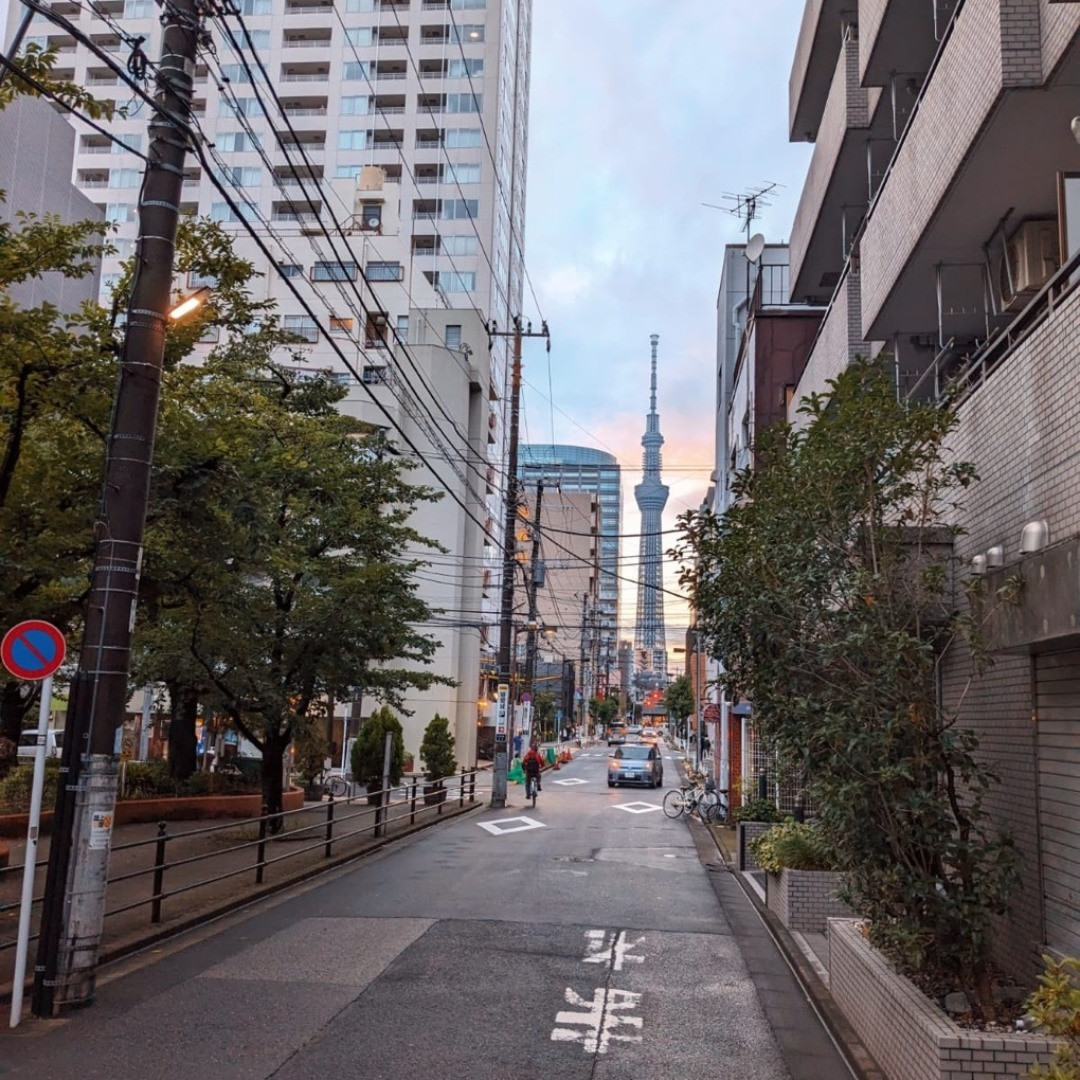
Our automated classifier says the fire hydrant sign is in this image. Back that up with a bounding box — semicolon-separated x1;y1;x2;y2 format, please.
1;621;66;681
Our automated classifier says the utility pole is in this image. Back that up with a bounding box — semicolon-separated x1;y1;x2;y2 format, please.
489;316;549;809
33;0;200;1016
522;480;544;706
578;594;589;736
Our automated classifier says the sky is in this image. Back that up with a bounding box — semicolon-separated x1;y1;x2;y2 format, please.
518;1;812;652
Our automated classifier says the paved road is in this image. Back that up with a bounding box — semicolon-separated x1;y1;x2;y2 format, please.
0;742;853;1079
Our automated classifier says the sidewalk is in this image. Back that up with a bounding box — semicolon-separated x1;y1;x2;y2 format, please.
0;782;488;1002
704;818;883;1080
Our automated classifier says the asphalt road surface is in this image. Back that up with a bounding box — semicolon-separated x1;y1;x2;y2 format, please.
0;742;853;1079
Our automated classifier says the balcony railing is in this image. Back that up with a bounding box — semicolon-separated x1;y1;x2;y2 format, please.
280;72;329;82
281;106;327;116
282;38;332;48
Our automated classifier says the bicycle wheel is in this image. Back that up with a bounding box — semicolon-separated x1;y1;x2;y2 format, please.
529;778;537;808
326;776;348;798
698;790;721;821
662;788;686;818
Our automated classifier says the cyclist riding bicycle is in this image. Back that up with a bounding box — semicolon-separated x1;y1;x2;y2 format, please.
521;742;544;794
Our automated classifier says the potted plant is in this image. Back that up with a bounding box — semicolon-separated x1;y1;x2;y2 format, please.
350;706;404;807
419;714;456;805
292;721;330;801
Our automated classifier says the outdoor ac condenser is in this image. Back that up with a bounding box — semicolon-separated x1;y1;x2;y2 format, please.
998;219;1059;312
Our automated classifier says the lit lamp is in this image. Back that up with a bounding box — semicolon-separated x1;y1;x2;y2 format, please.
168;285;212;321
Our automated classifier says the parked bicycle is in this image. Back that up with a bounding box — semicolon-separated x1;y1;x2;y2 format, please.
663;780;724;823
318;771;350;799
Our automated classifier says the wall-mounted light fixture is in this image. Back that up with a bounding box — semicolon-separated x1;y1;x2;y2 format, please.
971;554;987;575
986;545;1005;569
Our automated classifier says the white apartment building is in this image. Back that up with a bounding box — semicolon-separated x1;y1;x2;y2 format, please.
787;0;1080;975
5;0;533;763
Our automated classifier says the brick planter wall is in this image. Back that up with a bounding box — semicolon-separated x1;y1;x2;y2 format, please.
829;919;1059;1080
766;868;850;933
737;821;773;871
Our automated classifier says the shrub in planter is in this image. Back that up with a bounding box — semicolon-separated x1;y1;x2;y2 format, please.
732;796;786;824
419;714;456;804
0;759;60;813
350;707;404;806
1026;954;1080;1079
750;820;835;873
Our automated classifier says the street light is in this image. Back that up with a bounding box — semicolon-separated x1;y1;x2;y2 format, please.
168;285;212;321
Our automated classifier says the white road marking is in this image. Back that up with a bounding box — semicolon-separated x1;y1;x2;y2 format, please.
612;801;663;814
550;987;644;1054
552;777;587;786
583;929;645;971
477;816;546;835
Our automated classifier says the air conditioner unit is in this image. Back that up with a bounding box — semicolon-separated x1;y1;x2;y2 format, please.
998;219;1059;312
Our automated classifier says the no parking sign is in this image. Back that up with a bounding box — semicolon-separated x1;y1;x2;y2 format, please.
1;621;66;681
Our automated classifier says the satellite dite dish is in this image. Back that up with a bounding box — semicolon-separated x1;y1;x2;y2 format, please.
745;233;766;263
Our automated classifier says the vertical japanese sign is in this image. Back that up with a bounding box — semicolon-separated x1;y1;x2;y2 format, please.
495;683;510;739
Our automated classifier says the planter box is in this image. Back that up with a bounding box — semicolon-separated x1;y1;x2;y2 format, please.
828;918;1059;1080
766;868;849;933
737;821;773;871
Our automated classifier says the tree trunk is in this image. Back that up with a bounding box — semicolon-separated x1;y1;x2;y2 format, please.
0;680;33;744
167;682;198;780
261;732;288;831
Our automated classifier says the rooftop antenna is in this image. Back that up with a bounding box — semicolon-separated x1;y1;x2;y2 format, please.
702;181;780;244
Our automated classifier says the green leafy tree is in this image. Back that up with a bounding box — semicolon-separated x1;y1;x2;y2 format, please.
532;690;556;741
419;713;456;783
589;696;618;728
664;674;693;737
675;357;1018;1019
350;706;404;803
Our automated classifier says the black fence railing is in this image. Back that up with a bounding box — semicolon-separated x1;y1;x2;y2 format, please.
0;767;481;958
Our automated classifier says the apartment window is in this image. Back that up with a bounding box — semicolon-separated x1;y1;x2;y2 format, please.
361;365;386;383
217;132;261;152
340;95;369;116
187;271;218;288
446;92;481;114
227;98;264;118
246;29;271;49
345;27;372;46
365;261;402;282
445;163;480;184
358;202;382;230
239;0;272;12
217;165;262;187
441;234;478;255
434;271;475;292
345;0;374;9
112;134;142;154
110;168;142;188
445;324;462;347
105;203;136;223
337;130;368;151
219;64;259;83
343;61;369;80
329;316;354;335
396;314;409;341
335;165;363;179
277;262;303;279
312;260;358;281
284;315;318;343
451;0;486;7
123;0;152;17
452;24;484;43
442;198;477;220
445;127;482;148
210;202;240;222
448;58;483;78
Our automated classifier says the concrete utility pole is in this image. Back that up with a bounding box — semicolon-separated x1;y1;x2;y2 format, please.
33;0;200;1016
489;317;549;809
522;480;544;705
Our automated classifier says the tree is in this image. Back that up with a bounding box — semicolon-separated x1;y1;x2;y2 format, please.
532;691;556;741
675;357;1017;1019
664;674;693;735
588;696;618;729
419;714;456;784
350;706;404;804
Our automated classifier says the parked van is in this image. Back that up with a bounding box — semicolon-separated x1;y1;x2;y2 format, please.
16;729;63;760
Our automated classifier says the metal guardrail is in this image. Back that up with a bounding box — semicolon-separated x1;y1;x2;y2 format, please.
0;767;480;952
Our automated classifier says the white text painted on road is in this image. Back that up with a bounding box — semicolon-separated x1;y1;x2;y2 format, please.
550;987;644;1054
583;929;645;972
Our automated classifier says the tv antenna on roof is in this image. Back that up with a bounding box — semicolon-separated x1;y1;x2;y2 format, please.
703;181;781;244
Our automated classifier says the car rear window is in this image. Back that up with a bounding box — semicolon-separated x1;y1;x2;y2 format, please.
614;746;652;760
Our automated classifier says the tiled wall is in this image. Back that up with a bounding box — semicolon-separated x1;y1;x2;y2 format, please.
766;869;851;932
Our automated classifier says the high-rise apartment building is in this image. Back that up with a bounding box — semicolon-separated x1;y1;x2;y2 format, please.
6;0;533;762
787;0;1080;974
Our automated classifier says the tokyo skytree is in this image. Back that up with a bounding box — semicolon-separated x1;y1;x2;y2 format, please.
633;334;669;691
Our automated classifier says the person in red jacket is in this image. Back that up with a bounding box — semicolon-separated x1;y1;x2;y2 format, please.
522;742;544;793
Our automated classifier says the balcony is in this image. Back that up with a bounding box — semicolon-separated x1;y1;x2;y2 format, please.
857;0;1079;343
789;29;886;305
788;0;848;142
282;30;332;48
373;62;407;80
280;63;330;82
860;0;956;88
419;27;450;46
280;96;328;118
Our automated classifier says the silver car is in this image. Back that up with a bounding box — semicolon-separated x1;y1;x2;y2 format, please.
607;744;663;788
